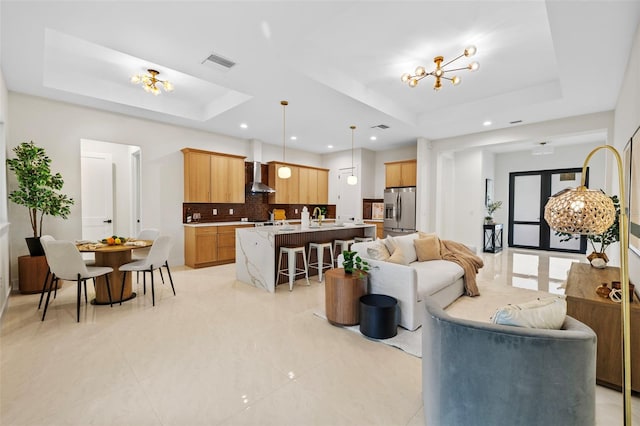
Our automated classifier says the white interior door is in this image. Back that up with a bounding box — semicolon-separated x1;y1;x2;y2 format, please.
81;152;114;241
337;167;359;220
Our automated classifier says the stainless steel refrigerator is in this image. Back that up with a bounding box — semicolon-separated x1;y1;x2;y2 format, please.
384;187;416;236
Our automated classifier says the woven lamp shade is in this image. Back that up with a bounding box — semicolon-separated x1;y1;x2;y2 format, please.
544;186;615;235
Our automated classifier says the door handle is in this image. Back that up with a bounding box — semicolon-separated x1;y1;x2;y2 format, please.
103;219;112;223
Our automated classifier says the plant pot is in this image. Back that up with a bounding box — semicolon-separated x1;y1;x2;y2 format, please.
587;252;608;268
25;237;45;257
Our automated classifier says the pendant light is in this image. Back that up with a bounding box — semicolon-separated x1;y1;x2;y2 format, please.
278;100;292;179
347;125;357;185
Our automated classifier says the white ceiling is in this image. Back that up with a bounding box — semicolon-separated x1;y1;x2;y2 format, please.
1;1;639;154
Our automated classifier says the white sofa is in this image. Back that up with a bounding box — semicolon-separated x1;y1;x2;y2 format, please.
348;233;470;331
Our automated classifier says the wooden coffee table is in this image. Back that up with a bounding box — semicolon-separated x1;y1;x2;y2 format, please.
565;262;640;392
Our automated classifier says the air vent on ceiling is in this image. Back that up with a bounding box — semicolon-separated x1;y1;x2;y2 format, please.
371;124;390;130
203;53;236;69
510;120;523;125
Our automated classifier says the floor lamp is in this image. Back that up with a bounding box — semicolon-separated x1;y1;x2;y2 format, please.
544;145;631;425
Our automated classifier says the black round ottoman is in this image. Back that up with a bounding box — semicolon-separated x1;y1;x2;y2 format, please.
359;294;398;339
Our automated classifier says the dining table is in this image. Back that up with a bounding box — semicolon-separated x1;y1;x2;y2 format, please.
76;240;152;304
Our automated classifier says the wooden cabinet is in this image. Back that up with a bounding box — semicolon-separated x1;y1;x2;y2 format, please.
317;169;329;203
185;224;253;268
385;160;417;188
268;163;299;204
268;162;329;204
182;148;246;203
185;226;218;268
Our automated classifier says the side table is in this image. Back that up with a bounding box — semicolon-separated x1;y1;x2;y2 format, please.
565;262;640;391
483;223;503;253
324;268;367;326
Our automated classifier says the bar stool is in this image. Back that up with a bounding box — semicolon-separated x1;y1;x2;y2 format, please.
277;246;310;291
354;237;374;243
307;242;334;282
333;239;355;266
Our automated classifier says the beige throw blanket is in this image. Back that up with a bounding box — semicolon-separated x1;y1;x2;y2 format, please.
440;239;483;296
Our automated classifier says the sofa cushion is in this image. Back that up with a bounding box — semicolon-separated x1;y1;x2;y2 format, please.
387;246;406;264
366;240;390;261
385;234;419;264
414;235;441;261
414;260;464;299
491;296;567;329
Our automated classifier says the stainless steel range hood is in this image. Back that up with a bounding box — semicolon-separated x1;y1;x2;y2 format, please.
247;161;275;193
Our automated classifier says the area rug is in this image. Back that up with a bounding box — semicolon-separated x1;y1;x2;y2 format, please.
314;282;556;359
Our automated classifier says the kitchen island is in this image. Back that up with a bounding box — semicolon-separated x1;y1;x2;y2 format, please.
236;223;376;292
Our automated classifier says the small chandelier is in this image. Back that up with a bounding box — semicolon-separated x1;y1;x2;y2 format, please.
130;69;174;95
401;45;479;91
347;125;357;185
278;100;292;179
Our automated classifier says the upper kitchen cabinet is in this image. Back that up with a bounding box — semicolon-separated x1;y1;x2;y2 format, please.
182;148;246;203
268;162;329;204
385;159;417;188
268;162;299;204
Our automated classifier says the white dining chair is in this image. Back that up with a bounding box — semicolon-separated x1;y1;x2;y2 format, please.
132;228;162;282
119;235;175;306
41;240;114;322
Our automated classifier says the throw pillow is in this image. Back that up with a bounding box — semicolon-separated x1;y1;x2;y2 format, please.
390;233;419;264
386;246;406;265
367;240;390;261
491;296;567;330
414;235;441;261
382;236;396;255
418;231;438;239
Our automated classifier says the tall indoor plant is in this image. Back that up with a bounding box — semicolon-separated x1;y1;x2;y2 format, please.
6;141;74;256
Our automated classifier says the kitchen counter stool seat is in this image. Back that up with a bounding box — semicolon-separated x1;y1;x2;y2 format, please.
333;239;355;266
277;246;309;291
307;242;334;282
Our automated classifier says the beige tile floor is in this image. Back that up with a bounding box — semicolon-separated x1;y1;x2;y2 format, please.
0;248;638;425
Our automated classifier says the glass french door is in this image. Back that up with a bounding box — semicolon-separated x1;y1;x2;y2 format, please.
508;168;587;253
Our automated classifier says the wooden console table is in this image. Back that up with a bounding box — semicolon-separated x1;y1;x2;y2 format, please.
324;268;367;326
565;262;640;391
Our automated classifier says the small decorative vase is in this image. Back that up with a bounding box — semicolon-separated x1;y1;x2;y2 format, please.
587;252;608;268
596;283;611;298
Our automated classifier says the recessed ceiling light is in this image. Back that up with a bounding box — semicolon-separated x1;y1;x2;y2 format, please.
328;145;334;149
483;120;492;126
240;123;248;129
370;136;377;141
290;136;297;141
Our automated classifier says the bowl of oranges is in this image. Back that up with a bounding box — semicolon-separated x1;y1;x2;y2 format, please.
101;235;127;245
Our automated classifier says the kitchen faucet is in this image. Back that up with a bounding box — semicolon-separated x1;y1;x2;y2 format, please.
313;207;323;226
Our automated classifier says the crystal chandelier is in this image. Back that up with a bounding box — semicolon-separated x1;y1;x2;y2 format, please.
401;45;479;90
130;69;174;95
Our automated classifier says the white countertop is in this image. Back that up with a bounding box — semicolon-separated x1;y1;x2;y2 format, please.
236;222;373;234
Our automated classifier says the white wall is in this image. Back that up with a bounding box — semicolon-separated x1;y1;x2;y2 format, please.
5;93;324;287
613;22;640;287
360;148;377;199
450;149;485;249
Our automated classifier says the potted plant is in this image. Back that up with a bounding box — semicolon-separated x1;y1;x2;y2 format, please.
554;194;620;267
342;250;369;277
6;141;74;256
485;200;502;224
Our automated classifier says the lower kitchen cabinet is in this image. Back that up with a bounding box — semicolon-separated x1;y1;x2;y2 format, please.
185;224;253;268
364;221;384;239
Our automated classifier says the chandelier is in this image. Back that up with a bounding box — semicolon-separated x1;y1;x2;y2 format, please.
401;45;479;90
130;69;174;95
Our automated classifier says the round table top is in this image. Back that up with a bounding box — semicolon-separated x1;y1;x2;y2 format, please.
76;240;152;253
